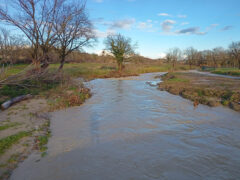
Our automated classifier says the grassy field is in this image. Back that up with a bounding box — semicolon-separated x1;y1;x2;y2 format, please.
202;67;240;77
158;72;240;111
0;64;29;79
0;62;193;105
48;62;192;79
211;68;240;76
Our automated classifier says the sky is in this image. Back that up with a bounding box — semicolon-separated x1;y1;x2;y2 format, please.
85;0;240;59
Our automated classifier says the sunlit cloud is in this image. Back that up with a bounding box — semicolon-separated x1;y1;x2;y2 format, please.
109;18;136;30
158;13;171;17
161;19;176;32
93;29;116;38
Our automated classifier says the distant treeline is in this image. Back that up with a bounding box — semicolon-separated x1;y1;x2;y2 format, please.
0;28;157;65
0;26;239;68
165;42;240;69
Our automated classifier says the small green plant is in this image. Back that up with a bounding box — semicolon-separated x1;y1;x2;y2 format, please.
8;154;20;163
168;78;189;83
41;152;47;157
0;122;21;131
0;131;31;155
221;100;230;106
196;89;204;97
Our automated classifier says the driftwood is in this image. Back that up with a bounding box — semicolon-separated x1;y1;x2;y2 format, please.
1;94;33;110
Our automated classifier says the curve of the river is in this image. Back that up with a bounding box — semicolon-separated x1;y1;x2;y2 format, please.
11;73;240;180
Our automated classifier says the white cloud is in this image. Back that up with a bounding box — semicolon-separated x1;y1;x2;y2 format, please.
93;29;116;38
137;22;153;29
96;18;136;30
177;14;187;18
158;13;171;17
161;19;176;32
110;18;135;29
205;24;219;31
157;52;166;58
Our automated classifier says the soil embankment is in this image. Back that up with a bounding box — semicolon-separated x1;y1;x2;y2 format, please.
158;72;240;111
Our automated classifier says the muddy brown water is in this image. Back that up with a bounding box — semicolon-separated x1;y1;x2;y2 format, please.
11;73;240;180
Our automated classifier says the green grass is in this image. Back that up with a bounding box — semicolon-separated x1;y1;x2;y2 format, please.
49;63;114;79
0;131;31;155
38;134;50;152
0;122;21;131
2;62;194;80
167;77;189;83
211;68;240;77
0;64;29;79
7;154;20;163
1;62;193;104
49;62;193;79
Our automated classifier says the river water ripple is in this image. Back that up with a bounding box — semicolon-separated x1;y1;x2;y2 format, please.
11;73;240;180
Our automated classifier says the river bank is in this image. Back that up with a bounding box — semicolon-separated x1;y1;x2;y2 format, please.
9;72;240;180
0;81;91;180
158;72;240;111
0;63;192;179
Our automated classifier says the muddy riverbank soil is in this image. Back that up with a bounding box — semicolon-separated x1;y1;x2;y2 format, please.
0;80;91;180
0;99;50;179
158;72;240;111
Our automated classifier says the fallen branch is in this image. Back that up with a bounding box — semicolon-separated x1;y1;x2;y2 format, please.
1;94;33;110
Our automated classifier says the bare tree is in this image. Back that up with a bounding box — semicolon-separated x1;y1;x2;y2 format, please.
229;41;240;69
166;48;182;70
105;34;136;71
211;47;225;68
0;0;63;68
0;28;27;64
184;47;198;68
53;1;95;70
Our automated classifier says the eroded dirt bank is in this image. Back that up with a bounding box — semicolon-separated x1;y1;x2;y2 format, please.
158;72;240;111
0;79;91;179
0;99;50;179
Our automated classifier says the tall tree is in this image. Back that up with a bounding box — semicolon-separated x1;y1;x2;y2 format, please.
0;0;63;68
166;48;182;70
211;47;225;68
53;0;95;70
184;47;198;68
0;28;27;64
229;41;240;69
105;34;136;71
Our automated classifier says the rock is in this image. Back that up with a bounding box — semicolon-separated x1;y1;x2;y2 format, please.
229;102;240;111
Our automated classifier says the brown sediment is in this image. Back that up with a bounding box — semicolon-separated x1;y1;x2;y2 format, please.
0;98;50;179
158;72;240;111
0;80;91;179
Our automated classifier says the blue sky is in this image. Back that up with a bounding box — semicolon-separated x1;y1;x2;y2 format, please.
86;0;240;58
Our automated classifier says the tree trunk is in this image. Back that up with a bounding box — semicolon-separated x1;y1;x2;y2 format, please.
119;63;123;72
58;56;65;70
117;59;123;72
1;94;32;110
172;61;175;71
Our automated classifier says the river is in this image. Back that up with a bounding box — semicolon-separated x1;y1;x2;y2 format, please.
11;73;240;180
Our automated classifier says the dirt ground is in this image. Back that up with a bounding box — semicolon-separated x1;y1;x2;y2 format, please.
158;72;240;111
0;98;50;179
